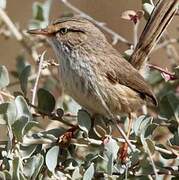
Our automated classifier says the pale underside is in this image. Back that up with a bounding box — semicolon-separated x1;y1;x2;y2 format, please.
50;37;145;117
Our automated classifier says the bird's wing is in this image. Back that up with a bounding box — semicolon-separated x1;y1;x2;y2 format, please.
102;50;157;106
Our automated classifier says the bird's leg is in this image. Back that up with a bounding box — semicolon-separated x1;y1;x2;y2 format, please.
119;113;133;163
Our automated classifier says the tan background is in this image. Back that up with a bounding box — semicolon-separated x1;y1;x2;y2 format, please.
0;0;178;70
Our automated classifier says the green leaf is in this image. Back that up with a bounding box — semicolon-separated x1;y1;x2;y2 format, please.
20;144;39;159
32;154;44;179
144;123;158;138
62;159;78;170
159;92;179;120
143;3;154;19
72;167;82;180
16;55;29;76
42;0;52;22
12;116;28;141
0;65;9;88
12;120;38;142
37;88;55;113
129;150;140;166
31;0;51;28
174;66;179;78
12;157;20;180
2;170;11;180
140;117;152;145
77;110;91;136
33;2;44;21
0;171;5;180
23;154;44;179
147;70;163;86
46;146;59;173
19;65;31;96
142;0;154;4
146;139;155;155
167;119;178;134
107;153;113;175
0;102;16;126
104;137;119;160
83;163;94;180
169;133;179;146
15;96;31;119
133;115;152;137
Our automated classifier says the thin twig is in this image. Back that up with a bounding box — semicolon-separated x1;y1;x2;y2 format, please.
133;22;139;48
31;51;46;105
0;91;15;100
148;64;177;80
0;8;22;40
145;142;159;179
61;0;131;46
33;112;75;127
28;102;75;127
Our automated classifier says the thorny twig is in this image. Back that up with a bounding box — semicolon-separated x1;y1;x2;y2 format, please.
31;51;46;105
145;141;159;179
61;0;131;46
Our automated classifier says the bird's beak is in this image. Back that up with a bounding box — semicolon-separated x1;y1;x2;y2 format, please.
27;28;52;36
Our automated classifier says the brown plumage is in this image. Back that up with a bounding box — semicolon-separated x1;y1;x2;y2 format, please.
28;16;157;118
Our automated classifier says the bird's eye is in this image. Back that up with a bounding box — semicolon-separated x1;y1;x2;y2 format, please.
59;28;68;35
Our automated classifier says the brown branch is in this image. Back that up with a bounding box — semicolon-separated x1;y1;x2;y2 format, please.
28;103;76;127
130;0;179;70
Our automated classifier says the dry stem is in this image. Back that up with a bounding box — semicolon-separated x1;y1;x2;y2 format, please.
130;0;179;70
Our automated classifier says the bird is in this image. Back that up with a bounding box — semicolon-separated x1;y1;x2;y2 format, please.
28;16;157;151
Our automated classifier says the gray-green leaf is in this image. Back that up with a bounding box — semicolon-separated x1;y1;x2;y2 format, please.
19;65;31;96
143;3;154;19
83;163;94;180
78;109;91;136
0;102;16;126
15;96;31;119
0;65;9;88
46;146;59;172
37;88;56;113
